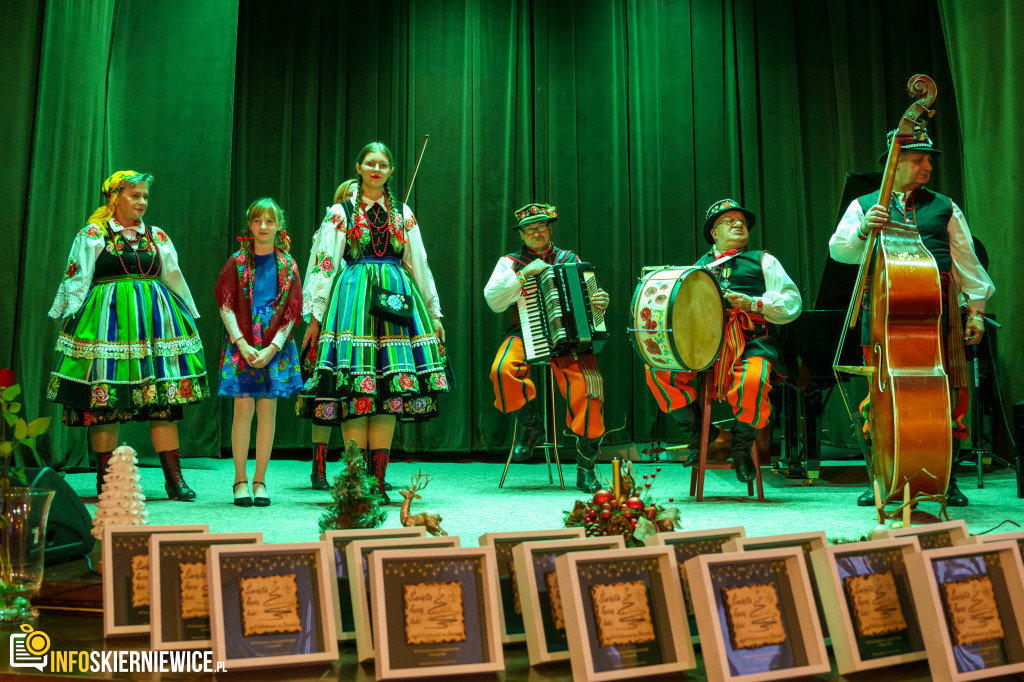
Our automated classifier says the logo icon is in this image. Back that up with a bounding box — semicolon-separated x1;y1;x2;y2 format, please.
10;623;49;671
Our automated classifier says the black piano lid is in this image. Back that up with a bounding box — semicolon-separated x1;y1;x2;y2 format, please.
814;172;881;310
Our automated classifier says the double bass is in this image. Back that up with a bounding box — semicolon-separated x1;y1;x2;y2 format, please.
834;74;951;510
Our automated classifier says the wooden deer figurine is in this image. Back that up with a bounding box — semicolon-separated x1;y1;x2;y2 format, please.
399;472;447;536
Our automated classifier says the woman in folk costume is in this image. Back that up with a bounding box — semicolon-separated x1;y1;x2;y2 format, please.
298;142;449;501
215;198;303;507
47;170;207;500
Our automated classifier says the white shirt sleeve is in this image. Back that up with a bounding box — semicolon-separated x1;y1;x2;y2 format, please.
153;227;200;318
219;305;243;344
758;253;802;324
483;256;522;313
948;203;995;312
302;204;349;323
48;225;105;319
401;206;442;319
271;321;294;351
828;200;869;264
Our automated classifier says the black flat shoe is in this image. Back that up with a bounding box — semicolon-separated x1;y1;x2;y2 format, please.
856;488;875;507
233;481;253;507
252;481;271;507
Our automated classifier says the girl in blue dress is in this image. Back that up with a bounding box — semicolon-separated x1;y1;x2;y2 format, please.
215;198;303;507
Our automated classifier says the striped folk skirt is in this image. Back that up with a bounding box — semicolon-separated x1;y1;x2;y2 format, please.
47;277;208;426
297;257;449;424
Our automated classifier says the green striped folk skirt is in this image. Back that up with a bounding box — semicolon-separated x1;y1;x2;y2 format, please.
47;276;208;425
297;256;449;424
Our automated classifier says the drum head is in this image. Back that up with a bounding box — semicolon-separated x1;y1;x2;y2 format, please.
670;270;724;370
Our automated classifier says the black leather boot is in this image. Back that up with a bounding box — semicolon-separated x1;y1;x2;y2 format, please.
159;449;197;501
511;400;544;462
730;422;758;483
669;405;719;466
311;442;330;490
946;441;968;506
95;450;113;496
575;437;601;493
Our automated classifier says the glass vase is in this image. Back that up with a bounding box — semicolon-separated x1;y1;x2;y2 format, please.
0;487;54;622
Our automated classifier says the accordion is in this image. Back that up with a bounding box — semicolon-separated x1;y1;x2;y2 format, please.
517;261;608;362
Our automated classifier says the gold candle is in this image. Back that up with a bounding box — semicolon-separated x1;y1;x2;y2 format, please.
612;458;622;500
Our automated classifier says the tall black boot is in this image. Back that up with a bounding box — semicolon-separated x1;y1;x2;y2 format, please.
511;400;544;462
730;422;758;483
158;449;197;501
669;405;718;466
947;440;968;507
371;448;391;504
365;443;392;491
311;442;330;490
575;437;601;493
95;450;113;496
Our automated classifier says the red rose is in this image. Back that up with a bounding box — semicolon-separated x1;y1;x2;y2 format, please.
330;212;342;224
354;396;373;414
0;369;16;389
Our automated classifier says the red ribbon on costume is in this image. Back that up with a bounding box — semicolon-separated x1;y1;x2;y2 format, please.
710;308;767;401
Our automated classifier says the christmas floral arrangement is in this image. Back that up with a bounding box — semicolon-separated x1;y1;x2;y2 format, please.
564;460;679;548
318;440;388;533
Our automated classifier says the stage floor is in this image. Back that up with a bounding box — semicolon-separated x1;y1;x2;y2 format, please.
68;455;1021;546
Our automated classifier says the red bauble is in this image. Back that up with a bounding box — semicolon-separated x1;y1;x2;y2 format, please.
600;510;612;521
592;490;614;505
625;496;645;511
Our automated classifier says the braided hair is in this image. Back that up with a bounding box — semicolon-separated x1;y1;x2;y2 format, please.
349;141;398;255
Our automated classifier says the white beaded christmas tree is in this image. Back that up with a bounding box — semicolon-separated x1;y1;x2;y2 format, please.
91;444;148;539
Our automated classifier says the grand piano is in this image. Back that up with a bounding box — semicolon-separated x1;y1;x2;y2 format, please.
776;173;879;482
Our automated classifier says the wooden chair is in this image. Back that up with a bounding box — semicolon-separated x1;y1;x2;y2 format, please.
498;363;565;489
689;372;766;502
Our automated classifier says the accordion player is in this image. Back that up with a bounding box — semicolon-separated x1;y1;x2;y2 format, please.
518;261;608;362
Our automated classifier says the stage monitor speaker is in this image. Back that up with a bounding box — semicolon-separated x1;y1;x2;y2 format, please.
25;467;96;564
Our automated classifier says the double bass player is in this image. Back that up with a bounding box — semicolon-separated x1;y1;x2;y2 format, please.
830;129;994;508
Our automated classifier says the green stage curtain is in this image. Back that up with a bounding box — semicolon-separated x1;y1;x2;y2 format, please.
938;0;1023;418
13;0;1013;466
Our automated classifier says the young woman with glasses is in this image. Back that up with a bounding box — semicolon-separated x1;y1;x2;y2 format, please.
298;142;449;501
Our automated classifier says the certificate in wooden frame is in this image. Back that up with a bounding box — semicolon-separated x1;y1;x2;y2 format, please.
149;532;263;650
102;524;208;637
556;546;696;681
905;540;1024;682
369;546;504;679
958;530;1024;560
478;528;586;643
810;536;926;674
870;519;970;549
723;530;829;639
686;547;830;682
207;542;338;671
321;527;428;641
347;535;460;663
512;536;626;666
644;526;746;640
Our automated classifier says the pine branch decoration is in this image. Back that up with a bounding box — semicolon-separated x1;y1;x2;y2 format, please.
317;439;387;533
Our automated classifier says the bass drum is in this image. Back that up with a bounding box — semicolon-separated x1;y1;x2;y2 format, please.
630;266;724;371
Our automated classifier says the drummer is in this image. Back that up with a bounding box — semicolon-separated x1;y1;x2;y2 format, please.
645;198;801;482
